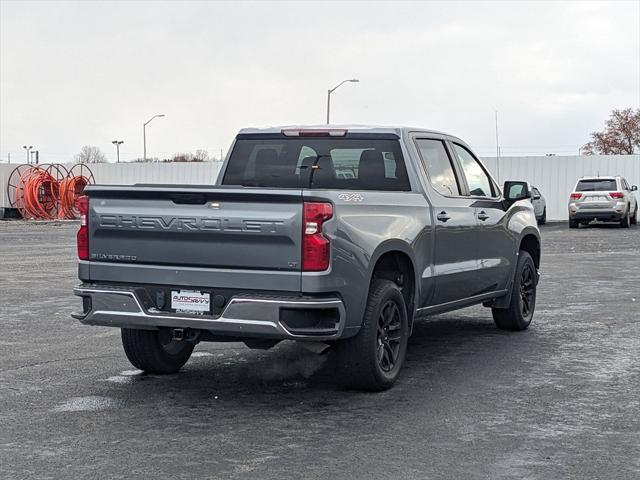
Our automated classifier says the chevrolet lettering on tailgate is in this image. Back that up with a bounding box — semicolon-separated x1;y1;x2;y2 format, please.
98;215;285;233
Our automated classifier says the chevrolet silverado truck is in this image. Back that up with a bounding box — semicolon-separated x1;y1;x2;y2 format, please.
72;125;541;391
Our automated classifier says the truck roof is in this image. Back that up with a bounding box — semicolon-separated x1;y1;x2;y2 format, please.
237;124;459;140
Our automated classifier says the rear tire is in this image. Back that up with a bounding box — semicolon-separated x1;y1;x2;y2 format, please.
569;218;579;229
335;279;409;391
492;251;536;331
121;328;194;373
538;208;546;225
620;208;630;228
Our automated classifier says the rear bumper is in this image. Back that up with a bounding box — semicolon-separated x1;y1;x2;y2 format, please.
569;203;626;221
569;210;624;221
72;285;347;341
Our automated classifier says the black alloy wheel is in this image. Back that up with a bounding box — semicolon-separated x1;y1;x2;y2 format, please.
377;300;403;372
519;263;535;320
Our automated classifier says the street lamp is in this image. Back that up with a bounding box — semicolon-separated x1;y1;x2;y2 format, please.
22;145;33;164
112;140;124;163
143;114;165;161
326;79;359;124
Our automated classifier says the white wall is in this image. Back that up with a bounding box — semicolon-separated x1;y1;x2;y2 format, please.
84;161;223;186
1;156;638;221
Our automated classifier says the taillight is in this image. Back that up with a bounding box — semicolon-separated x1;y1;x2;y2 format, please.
609;192;624;199
302;202;333;271
76;195;89;260
570;193;582;200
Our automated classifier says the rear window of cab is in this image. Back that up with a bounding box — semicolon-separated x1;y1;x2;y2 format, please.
222;136;411;191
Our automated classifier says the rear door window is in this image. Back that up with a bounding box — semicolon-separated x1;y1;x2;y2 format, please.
222;136;410;191
415;139;461;196
575;179;617;191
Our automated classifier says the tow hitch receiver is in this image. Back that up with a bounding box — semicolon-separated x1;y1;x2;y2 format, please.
171;328;201;343
172;328;185;341
159;327;199;344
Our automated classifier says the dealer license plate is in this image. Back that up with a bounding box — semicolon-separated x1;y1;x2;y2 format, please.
171;290;210;314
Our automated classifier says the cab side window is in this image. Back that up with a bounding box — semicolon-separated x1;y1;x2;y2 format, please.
453;144;495;197
415;139;461;196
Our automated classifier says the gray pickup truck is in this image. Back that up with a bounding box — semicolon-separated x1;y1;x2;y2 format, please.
73;125;541;391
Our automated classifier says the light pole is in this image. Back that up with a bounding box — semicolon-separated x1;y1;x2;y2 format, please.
495;110;500;182
112;140;124;163
326;79;359;124
143;114;165;161
22;145;33;164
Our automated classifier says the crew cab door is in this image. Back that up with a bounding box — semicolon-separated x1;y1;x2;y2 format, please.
414;138;480;306
450;143;512;294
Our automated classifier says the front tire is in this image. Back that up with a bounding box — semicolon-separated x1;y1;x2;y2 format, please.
492;251;537;331
569;218;579;229
121;328;194;373
335;279;409;391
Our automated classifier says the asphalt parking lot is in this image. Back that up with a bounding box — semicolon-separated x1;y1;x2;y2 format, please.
1;221;639;479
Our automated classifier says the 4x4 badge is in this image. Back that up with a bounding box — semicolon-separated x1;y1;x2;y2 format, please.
338;193;364;202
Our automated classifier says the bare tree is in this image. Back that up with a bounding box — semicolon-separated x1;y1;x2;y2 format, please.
582;108;640;155
193;149;210;162
165;151;209;162
167;153;194;162
75;145;107;163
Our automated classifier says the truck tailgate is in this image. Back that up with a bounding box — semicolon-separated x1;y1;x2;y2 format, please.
84;185;303;272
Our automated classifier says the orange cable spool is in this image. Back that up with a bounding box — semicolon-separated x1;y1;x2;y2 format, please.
8;163;95;220
16;167;59;219
58;175;90;219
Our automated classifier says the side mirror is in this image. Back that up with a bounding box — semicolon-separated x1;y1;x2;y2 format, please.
533;194;541;200
503;181;531;205
632;185;638;191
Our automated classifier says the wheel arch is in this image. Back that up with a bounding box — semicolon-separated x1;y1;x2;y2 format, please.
367;241;419;330
519;230;541;269
490;228;540;310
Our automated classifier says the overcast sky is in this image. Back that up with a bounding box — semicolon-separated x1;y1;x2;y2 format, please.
1;0;638;162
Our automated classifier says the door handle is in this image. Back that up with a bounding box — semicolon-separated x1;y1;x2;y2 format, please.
477;211;490;221
436;211;451;222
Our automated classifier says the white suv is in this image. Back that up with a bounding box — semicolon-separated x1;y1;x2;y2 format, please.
568;176;638;228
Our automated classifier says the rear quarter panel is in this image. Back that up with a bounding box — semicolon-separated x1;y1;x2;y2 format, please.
301;189;432;335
